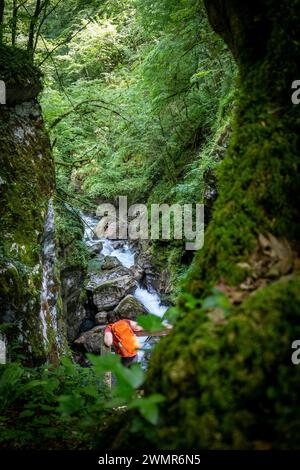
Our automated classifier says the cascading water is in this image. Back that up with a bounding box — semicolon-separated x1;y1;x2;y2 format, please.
82;213;168;361
39;198;61;351
0;334;6;364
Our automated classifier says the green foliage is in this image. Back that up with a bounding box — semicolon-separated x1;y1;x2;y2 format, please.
137;314;164;333
55;200;89;269
0;354;165;449
201;288;231;316
128;393;165;425
40;0;235;209
0;358;103;448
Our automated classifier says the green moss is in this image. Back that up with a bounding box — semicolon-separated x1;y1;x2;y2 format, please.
0;54;56;362
0;45;42;88
182;0;300;297
145;275;300;449
55;202;89;270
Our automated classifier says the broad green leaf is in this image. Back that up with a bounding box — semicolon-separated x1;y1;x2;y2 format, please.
137;314;164;332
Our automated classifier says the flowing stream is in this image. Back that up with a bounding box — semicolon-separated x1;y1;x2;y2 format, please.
82;213;168;360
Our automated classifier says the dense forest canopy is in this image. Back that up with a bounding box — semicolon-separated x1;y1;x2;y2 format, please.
0;0;300;453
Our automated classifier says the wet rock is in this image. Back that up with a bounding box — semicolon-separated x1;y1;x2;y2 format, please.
111;240;125;249
85;265;132;291
74;326;103;354
102;256;122;270
114;295;149;321
95;311;108;325
130;264;144;282
61;267;86;342
89;241;103;257
92;275;137;311
159;268;172;295
134;240;160;292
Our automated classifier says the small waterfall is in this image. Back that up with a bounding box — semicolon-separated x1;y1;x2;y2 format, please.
101;239;135;268
133;287;168;318
39;198;60;350
81;212;168;363
82;212;168;317
0;334;6;364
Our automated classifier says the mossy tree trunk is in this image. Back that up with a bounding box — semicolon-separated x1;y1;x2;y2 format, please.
0;0;4;43
185;0;300;292
142;0;300;450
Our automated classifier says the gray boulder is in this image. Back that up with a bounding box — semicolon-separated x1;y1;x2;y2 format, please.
114;294;148;321
95;311;108;325
74;326;103;354
89;241;103;257
92;274;137;311
102;255;121;270
85;266;132;291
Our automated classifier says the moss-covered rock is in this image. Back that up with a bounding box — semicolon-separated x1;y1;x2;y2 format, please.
0;46;64;364
145;275;300;449
0;46;42;105
55;203;89;343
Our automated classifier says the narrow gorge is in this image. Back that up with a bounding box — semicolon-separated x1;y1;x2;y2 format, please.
1;0;300;453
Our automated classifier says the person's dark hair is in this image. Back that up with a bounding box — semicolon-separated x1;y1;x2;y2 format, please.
107;311;119;323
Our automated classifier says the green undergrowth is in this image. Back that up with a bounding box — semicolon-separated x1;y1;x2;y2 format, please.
0;354;164;450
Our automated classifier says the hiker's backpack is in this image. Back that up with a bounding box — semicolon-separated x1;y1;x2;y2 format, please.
110;320;140;357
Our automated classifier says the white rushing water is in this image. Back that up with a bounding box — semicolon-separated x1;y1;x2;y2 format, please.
82;212;168;356
134;287;168;318
101;239;135;269
0;334;6;364
39;198;60;347
83;214;135;268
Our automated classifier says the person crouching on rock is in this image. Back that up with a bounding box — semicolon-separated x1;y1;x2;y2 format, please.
104;312;143;367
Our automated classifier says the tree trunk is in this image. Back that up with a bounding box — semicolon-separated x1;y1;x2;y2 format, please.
0;0;5;44
27;0;41;58
11;0;18;46
142;0;300;450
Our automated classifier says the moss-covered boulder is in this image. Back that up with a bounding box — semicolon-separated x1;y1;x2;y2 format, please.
0;46;42;105
113;294;148;320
